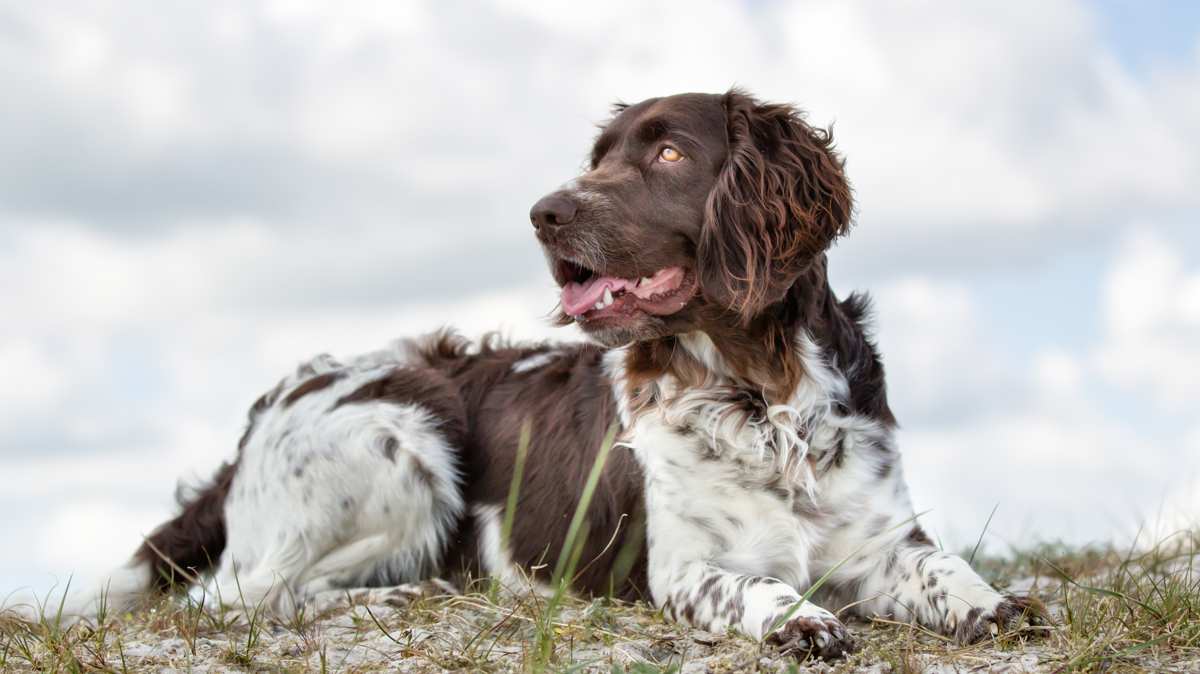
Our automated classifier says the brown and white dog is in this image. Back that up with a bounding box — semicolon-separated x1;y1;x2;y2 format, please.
46;90;1043;659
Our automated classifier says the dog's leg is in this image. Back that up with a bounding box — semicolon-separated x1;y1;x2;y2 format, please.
654;560;853;659
815;474;1047;642
834;526;1046;641
634;421;855;660
211;363;466;617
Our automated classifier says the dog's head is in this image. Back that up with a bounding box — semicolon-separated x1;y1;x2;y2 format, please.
531;90;852;347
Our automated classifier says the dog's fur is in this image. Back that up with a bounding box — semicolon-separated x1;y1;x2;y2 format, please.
30;91;1043;659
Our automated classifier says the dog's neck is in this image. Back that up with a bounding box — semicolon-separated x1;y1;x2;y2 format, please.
622;255;895;428
623;256;830;403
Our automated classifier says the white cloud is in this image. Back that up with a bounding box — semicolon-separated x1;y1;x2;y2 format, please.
0;340;66;425
1095;229;1200;410
3;0;1197;255
875;259;1200;549
34;499;169;589
899;345;1190;549
870;278;1019;424
1035;349;1085;396
903;400;1189;549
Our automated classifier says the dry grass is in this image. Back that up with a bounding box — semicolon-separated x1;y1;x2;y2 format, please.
2;528;1197;673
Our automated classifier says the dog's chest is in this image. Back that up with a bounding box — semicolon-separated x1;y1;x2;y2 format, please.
630;392;847;502
623;372;895;579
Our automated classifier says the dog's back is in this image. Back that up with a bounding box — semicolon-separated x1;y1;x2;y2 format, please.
47;332;642;619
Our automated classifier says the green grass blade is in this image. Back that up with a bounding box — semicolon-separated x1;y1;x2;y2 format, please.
970;503;999;564
768;510;931;637
551;422;619;586
1041;557;1165;621
535;422;619;668
501;419;532;555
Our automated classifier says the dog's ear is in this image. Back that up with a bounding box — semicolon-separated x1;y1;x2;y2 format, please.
698;90;853;323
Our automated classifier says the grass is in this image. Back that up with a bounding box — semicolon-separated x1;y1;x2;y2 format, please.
1;529;1197;672
1048;530;1200;671
1;419;1196;672
534;422;620;668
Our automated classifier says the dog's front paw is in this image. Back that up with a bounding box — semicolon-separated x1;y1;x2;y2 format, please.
954;595;1050;643
767;614;855;660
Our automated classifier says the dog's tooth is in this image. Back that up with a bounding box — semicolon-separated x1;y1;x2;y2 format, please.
641;277;653;287
603;288;614;306
595;301;604;310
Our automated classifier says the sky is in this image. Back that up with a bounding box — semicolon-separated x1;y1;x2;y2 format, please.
1;0;1198;598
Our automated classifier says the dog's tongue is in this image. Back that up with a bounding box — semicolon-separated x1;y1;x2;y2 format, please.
561;276;633;316
560;267;687;317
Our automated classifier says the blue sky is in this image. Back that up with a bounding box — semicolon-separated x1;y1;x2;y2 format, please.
1097;0;1200;71
0;1;1198;599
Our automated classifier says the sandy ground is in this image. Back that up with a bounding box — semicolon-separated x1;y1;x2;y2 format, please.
3;574;1196;673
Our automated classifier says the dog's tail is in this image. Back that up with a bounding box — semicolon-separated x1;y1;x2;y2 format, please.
5;462;238;623
133;461;238;594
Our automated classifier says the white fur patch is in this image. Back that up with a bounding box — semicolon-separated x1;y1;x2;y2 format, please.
473;504;551;595
208;350;464;613
511;351;558;374
602;347;633;427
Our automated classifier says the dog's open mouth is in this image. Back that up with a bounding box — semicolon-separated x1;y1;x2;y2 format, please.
555;259;696;321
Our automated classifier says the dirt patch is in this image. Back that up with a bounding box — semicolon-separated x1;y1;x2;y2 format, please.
0;581;1190;673
4;538;1199;673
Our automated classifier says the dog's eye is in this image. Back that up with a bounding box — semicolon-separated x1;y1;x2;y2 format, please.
658;146;684;163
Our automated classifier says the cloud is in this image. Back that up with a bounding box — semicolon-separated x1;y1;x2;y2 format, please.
1095;229;1200;410
1167;425;1200;521
869;278;1021;425
900;348;1194;549
0;340;66;423
0;1;1198;592
890;229;1200;548
3;1;1197;267
34;500;166;585
904;414;1157;548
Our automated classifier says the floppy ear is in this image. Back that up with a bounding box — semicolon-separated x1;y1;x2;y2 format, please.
698;90;853;323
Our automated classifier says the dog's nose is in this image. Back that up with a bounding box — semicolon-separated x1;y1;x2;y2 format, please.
530;192;578;231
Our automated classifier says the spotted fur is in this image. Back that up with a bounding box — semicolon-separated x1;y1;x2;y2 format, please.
33;92;1046;662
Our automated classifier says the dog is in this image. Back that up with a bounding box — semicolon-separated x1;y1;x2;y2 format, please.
34;90;1043;659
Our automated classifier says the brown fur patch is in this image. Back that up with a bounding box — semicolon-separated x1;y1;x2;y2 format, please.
333;366;467;449
425;336;649;599
907;526;934;547
283;372;343;407
134;461;238;591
